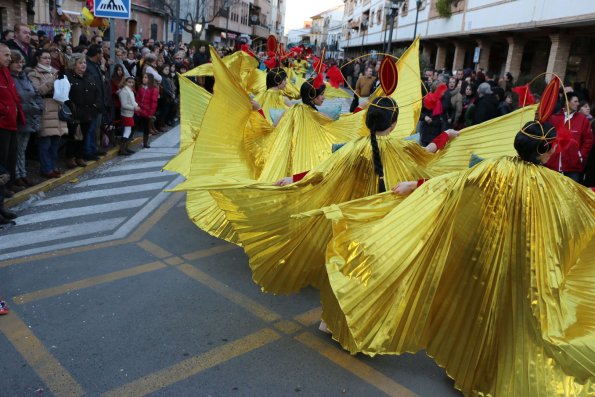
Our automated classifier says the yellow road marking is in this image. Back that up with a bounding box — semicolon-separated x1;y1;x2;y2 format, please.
274;320;302;335
165;256;184;266
182;244;238;261
295;332;421;397
0;313;85;396
294;306;322;326
176;263;281;323
102;328;281;397
13;261;167;305
137;239;173;259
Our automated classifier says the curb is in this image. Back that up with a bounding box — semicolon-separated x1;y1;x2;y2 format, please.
5;137;142;208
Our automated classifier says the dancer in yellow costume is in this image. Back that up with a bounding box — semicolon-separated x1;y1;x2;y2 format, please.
252;68;293;125
174;90;538;295
167;47;365;244
310;119;595;397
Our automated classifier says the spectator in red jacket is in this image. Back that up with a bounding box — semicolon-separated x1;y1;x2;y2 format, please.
0;42;24;197
546;92;594;182
135;73;158;148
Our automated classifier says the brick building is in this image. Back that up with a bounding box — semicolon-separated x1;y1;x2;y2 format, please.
342;0;595;92
0;0;166;44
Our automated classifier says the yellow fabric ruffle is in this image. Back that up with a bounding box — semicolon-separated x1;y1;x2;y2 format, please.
325;85;351;99
177;101;538;294
253;89;290;125
316;157;595;397
162;75;211;178
367;37;423;139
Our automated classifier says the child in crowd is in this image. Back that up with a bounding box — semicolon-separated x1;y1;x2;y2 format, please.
118;76;139;155
135;73;158;149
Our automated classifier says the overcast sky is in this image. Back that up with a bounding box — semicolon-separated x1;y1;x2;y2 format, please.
284;0;343;33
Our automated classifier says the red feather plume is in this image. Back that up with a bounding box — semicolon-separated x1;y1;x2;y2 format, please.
423;83;448;116
326;65;344;88
512;85;535;107
264;57;277;70
312;73;324;89
240;44;257;59
538;77;560;122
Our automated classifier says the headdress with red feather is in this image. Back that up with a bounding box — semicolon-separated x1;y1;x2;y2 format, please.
326;65;344;88
423;83;448;116
264;35;279;69
512;85;535;107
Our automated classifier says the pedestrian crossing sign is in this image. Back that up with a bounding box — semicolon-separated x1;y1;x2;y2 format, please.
94;0;130;19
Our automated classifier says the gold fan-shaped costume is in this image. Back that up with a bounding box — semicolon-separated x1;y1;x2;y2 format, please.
311;156;595;397
253;88;291;125
175;105;539;294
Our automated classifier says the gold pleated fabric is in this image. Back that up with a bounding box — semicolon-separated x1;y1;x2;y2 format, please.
175;104;544;292
247;103;366;181
317;157;595;397
162;76;211;177
253;89;291;125
324;85;352;99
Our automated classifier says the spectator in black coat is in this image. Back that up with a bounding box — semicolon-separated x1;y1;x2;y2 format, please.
471;82;500;125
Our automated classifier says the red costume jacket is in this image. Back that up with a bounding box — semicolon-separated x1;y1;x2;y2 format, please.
546;111;594;172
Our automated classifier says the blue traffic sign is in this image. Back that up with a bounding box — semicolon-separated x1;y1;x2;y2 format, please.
94;0;131;19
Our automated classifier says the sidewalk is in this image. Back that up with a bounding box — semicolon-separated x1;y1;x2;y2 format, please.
5;136;143;209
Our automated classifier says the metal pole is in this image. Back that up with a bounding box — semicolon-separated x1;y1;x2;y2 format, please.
109;18;115;74
225;0;230;47
383;17;388;53
360;29;364;54
386;12;395;54
413;0;421;40
174;0;180;52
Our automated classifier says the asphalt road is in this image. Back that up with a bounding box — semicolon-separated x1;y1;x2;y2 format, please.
0;123;463;397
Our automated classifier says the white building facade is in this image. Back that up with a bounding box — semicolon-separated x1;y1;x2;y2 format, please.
342;0;595;91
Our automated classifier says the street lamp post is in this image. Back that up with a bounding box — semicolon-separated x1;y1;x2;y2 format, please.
360;19;367;54
224;0;232;47
385;0;404;55
413;0;422;39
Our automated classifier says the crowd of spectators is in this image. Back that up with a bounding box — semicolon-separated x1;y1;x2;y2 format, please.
0;23;210;225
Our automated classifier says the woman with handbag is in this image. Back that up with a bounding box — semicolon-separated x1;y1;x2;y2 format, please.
10;50;43;188
64;53;101;168
28;48;67;178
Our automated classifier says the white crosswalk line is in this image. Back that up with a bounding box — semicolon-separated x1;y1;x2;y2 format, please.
76;171;172;187
100;160;167;173
20;199;149;225
0;218;126;251
36;181;169;206
122;149;179;161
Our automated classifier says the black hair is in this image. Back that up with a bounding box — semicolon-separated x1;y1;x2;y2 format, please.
493;86;505;102
300;79;326;109
266;68;287;90
566;92;579;104
514;121;556;164
53;33;64;44
366;97;399;192
33;48;51;67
